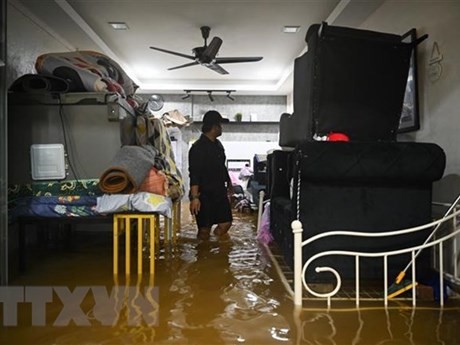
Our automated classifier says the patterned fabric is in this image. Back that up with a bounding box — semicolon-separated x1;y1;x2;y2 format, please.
35;51;138;97
9;196;99;219
136;115;184;200
8;179;102;199
8;180;102;223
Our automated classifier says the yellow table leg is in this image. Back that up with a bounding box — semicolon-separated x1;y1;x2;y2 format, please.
113;213;159;276
113;215;118;275
164;215;171;243
125;218;131;275
150;215;156;275
138;216;143;274
155;216;160;247
173;200;181;245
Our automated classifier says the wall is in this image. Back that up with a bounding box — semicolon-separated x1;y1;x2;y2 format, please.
135;93;286;193
361;0;460;204
6;3;71;87
179;122;280;193
136;93;286;123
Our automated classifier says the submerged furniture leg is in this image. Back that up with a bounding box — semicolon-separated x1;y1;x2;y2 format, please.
113;215;119;275
114;213;158;275
155;216;160;247
150;215;156;275
125;218;131;275
165;215;173;243
172;200;181;244
138;217;143;274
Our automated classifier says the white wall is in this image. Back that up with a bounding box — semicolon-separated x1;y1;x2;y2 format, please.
223;141;280;164
361;0;460;203
6;3;71;87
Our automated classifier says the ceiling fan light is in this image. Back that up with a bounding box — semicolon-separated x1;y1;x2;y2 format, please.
283;25;300;33
109;22;129;30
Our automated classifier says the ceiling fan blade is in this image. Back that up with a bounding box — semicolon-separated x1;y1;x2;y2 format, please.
202;37;223;61
150;46;195;60
168;61;200;71
205;63;229;75
215;56;263;64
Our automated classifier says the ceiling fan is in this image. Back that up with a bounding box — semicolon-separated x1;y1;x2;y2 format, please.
149;26;263;75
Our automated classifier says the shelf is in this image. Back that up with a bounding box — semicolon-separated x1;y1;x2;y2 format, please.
191;121;278;125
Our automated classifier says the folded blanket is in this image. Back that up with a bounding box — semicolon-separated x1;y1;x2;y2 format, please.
99;145;158;194
95;192;172;218
35;50;138;96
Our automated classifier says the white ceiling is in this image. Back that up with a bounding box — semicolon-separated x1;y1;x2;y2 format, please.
12;0;384;95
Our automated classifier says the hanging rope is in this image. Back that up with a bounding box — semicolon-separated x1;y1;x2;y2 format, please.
296;150;302;221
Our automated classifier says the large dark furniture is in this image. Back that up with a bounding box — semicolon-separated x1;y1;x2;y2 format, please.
269;23;445;282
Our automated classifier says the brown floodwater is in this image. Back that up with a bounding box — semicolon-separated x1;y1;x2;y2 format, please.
1;207;460;344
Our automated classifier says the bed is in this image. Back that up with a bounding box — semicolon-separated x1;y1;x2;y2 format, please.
7;51;184;272
8;178;176;271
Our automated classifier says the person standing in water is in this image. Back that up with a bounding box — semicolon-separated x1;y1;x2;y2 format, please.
188;110;233;240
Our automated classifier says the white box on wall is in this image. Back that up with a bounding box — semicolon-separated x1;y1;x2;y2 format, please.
30;144;66;180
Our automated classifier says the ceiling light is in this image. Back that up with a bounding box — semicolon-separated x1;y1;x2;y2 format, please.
109;22;129;30
283;25;300;33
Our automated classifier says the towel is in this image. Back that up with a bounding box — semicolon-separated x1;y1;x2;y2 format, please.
135;116;185;200
99;145;158;194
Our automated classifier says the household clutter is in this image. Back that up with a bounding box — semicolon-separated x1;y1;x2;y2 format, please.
8;50;185;220
7;50;186;273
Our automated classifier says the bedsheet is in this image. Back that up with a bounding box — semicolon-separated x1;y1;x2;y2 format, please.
8;179;102;199
8;180;172;221
11;195;99;219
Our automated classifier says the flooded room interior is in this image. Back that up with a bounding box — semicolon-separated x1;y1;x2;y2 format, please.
1;0;460;344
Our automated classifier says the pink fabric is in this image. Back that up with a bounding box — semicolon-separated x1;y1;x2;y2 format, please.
138;167;168;196
229;171;241;186
257;202;273;244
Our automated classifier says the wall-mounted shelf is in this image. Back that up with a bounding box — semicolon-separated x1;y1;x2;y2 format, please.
8;91;135;121
191;121;278;125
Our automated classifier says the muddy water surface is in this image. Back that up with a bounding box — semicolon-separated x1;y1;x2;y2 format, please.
1;210;460;344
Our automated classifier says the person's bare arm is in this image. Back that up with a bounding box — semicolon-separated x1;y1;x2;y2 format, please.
189;185;201;215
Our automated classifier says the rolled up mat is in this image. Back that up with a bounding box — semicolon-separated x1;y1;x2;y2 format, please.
99;169;135;194
99;145;158;194
9;73;69;93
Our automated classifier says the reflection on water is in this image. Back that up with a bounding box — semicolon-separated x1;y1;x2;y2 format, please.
2;210;460;344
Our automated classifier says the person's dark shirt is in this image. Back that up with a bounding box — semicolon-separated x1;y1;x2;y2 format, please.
189;134;229;196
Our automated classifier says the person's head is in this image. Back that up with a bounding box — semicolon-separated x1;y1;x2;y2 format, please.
201;110;229;138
